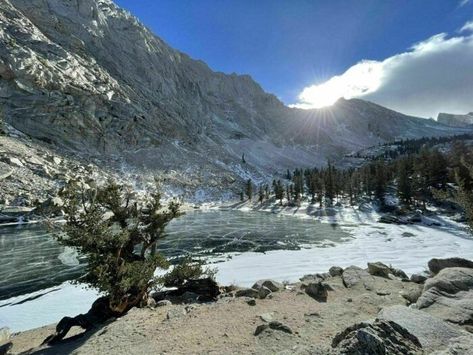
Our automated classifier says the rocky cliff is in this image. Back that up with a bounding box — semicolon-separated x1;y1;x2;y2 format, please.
438;112;473;127
1;0;471;200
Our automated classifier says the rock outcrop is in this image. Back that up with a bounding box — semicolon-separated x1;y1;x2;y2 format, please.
331;320;422;355
378;305;470;351
417;267;473;326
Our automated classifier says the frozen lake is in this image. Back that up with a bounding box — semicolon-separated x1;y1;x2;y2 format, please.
1;208;473;332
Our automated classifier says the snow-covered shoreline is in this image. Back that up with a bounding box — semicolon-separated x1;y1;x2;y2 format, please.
2;203;473;333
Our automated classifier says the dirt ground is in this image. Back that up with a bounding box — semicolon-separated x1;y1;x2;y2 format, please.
8;274;421;354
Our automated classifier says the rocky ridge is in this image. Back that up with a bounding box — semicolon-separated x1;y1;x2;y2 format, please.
1;0;472;202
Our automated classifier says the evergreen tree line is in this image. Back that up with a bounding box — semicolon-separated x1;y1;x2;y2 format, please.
242;141;473;229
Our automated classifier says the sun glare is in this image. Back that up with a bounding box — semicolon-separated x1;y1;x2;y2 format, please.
293;60;383;109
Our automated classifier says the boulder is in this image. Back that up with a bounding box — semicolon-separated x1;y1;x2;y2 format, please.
417;267;473;325
166;307;186;320
391;268;409;280
252;279;283;292
246;299;256;306
305;282;330;302
258;286;272;299
410;273;428;284
0;343;12;355
378;305;469;351
428;257;473;274
367;262;392;278
331;320;422;354
235;288;260;298
329;266;344;277
342;266;375;289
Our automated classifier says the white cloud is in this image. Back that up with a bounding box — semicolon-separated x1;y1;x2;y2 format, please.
460;21;473;33
460;0;471;8
292;23;473;118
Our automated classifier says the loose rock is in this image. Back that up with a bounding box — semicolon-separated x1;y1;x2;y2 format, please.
258;286;272;299
342;266;375;289
166;307;186;320
252;279;283;292
328;266;344;277
246;299;256;306
305;282;330;302
367;262;392;278
235;288;260;298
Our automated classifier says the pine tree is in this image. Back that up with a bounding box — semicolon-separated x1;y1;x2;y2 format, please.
245;179;253;201
258;186;264;204
286;169;292;180
374;160;387;203
325;161;335;205
413;148;430;209
428;149;448;189
454;154;473;231
275;180;284;205
56;180;181;311
397;158;412;206
264;184;270;199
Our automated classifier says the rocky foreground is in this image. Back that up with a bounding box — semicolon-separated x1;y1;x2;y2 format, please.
2;257;473;354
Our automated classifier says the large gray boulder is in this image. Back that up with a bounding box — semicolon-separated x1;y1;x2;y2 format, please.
378;305;470;351
305;282;330;302
235;288;260;298
329;266;344;277
331;320;422;355
417;267;473;325
428;257;473;275
342;266;375;289
367;262;392;278
252;279;283;292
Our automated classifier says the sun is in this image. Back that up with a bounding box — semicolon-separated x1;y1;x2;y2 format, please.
292;60;383;109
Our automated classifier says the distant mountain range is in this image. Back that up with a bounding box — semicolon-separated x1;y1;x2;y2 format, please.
1;0;472;196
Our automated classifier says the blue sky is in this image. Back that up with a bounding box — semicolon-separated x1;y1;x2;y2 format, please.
115;0;473;117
